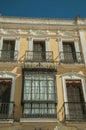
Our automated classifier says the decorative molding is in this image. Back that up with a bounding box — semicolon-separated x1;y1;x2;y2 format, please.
57;37;62;42
0;71;17;78
45;37;50;41
28;37;33;41
74;38;79;42
16;36;20;40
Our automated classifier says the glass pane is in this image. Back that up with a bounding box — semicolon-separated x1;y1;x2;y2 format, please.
40;75;46;80
47;75;54;80
40;104;47;114
40;93;47;100
48;94;55;100
32;104;39;114
25;75;32;79
23;104;31;114
24;94;31;100
48;104;56;114
48;86;54;93
24;80;31;87
40;81;47;87
48;80;54;87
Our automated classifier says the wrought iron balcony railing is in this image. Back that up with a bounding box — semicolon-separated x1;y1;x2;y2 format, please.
0;50;18;62
25;51;53;62
60;52;83;63
0;102;14;119
64;102;86;121
22;102;57;118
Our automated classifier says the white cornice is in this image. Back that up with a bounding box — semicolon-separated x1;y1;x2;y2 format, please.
0;16;86;31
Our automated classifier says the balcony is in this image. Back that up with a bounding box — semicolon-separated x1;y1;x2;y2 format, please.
25;51;53;62
0;102;14;119
60;52;83;64
0;50;18;62
59;102;86;121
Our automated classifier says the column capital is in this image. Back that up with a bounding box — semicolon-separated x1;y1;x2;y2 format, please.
0;36;2;40
27;37;33;41
45;37;50;41
16;36;20;40
56;37;62;42
74;38;79;42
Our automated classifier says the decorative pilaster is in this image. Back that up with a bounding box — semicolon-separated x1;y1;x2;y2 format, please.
57;37;64;61
79;31;86;64
15;37;20;61
0;36;3;58
45;37;50;51
28;37;33;51
45;38;50;60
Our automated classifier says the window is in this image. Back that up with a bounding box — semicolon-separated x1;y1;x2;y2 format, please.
63;42;77;63
33;41;46;61
0;79;14;119
59;41;83;63
22;69;57;118
66;79;86;119
26;39;53;62
1;40;15;61
62;74;86;120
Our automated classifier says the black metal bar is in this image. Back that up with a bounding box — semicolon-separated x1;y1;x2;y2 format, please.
0;102;14;119
60;52;83;63
25;51;53;62
23;113;57;118
64;102;86;121
22;102;57;118
0;50;18;62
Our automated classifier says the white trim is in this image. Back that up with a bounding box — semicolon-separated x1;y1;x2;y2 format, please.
45;38;50;51
58;38;64;61
28;38;33;60
20;118;57;123
0;37;3;57
58;38;81;63
79;31;86;64
1;36;19;51
28;38;50;60
15;37;20;51
0;37;19;61
28;37;33;51
45;38;50;60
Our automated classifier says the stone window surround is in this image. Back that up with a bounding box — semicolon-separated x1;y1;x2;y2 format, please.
0;36;20;52
62;73;86;116
0;71;16;117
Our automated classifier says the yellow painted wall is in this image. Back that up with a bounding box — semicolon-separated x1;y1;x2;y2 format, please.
0;34;86;129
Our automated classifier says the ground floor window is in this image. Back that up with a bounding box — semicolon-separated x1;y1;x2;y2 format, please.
62;74;86;120
0;78;14;119
22;69;57;118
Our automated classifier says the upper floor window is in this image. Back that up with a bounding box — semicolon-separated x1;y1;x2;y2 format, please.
25;39;53;62
0;38;19;62
59;41;83;64
33;41;46;61
1;40;15;61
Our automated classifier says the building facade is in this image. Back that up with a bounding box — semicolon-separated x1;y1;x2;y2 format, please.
0;16;86;130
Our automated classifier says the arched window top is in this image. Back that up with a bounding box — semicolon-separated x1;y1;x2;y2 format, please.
62;72;85;79
0;71;16;79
